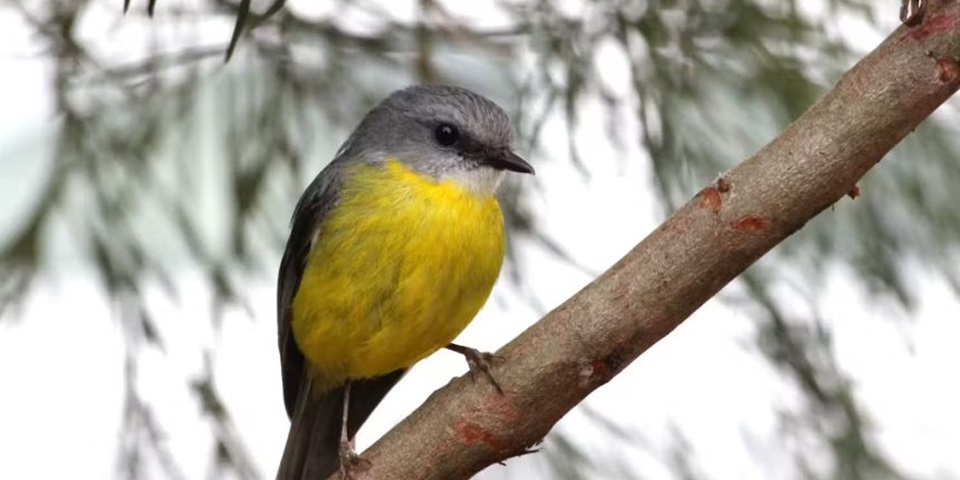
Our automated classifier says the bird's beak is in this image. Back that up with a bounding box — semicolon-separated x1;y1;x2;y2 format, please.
486;149;535;174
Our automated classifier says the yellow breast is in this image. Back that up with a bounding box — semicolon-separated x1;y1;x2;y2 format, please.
291;159;505;390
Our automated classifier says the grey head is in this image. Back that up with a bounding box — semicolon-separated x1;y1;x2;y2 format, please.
334;84;534;195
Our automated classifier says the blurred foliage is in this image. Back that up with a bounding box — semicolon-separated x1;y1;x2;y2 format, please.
1;0;958;479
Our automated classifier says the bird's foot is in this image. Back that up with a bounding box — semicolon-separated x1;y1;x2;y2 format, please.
337;439;370;479
446;343;504;394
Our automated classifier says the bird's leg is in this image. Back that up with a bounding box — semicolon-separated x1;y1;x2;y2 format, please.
338;382;369;479
446;343;504;394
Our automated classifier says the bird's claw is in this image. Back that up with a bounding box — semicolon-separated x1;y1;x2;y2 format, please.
901;0;925;26
447;343;504;394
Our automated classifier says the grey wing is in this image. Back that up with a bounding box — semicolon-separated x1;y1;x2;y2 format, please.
277;165;343;418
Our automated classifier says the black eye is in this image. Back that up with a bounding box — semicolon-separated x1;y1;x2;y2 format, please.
434;123;459;147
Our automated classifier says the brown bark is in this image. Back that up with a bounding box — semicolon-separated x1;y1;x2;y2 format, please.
340;3;960;479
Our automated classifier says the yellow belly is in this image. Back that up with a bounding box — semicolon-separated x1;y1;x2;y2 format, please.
291;159;505;391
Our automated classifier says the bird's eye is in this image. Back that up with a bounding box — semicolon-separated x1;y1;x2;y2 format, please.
434;123;459;147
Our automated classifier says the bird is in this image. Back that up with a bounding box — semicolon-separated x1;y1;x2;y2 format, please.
275;84;534;479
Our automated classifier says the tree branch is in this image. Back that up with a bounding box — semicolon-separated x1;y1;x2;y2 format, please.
343;3;960;479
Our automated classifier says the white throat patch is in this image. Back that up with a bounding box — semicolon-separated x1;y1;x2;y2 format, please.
440;167;505;197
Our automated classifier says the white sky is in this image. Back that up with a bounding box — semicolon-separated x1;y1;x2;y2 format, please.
1;1;959;479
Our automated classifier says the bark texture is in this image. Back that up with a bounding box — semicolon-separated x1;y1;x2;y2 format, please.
337;4;960;479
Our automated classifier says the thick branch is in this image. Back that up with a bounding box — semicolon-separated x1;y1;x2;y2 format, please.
346;4;960;479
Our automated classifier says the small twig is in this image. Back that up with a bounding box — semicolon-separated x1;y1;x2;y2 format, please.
224;0;286;62
224;0;250;62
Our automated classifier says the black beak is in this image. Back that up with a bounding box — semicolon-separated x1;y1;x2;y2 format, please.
486;149;535;174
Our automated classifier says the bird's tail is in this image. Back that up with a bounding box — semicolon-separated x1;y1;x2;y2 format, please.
276;379;344;480
276;370;406;480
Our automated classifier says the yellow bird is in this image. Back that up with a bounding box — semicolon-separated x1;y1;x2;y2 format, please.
276;85;534;479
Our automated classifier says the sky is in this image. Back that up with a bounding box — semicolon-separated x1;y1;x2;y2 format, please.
1;1;960;480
